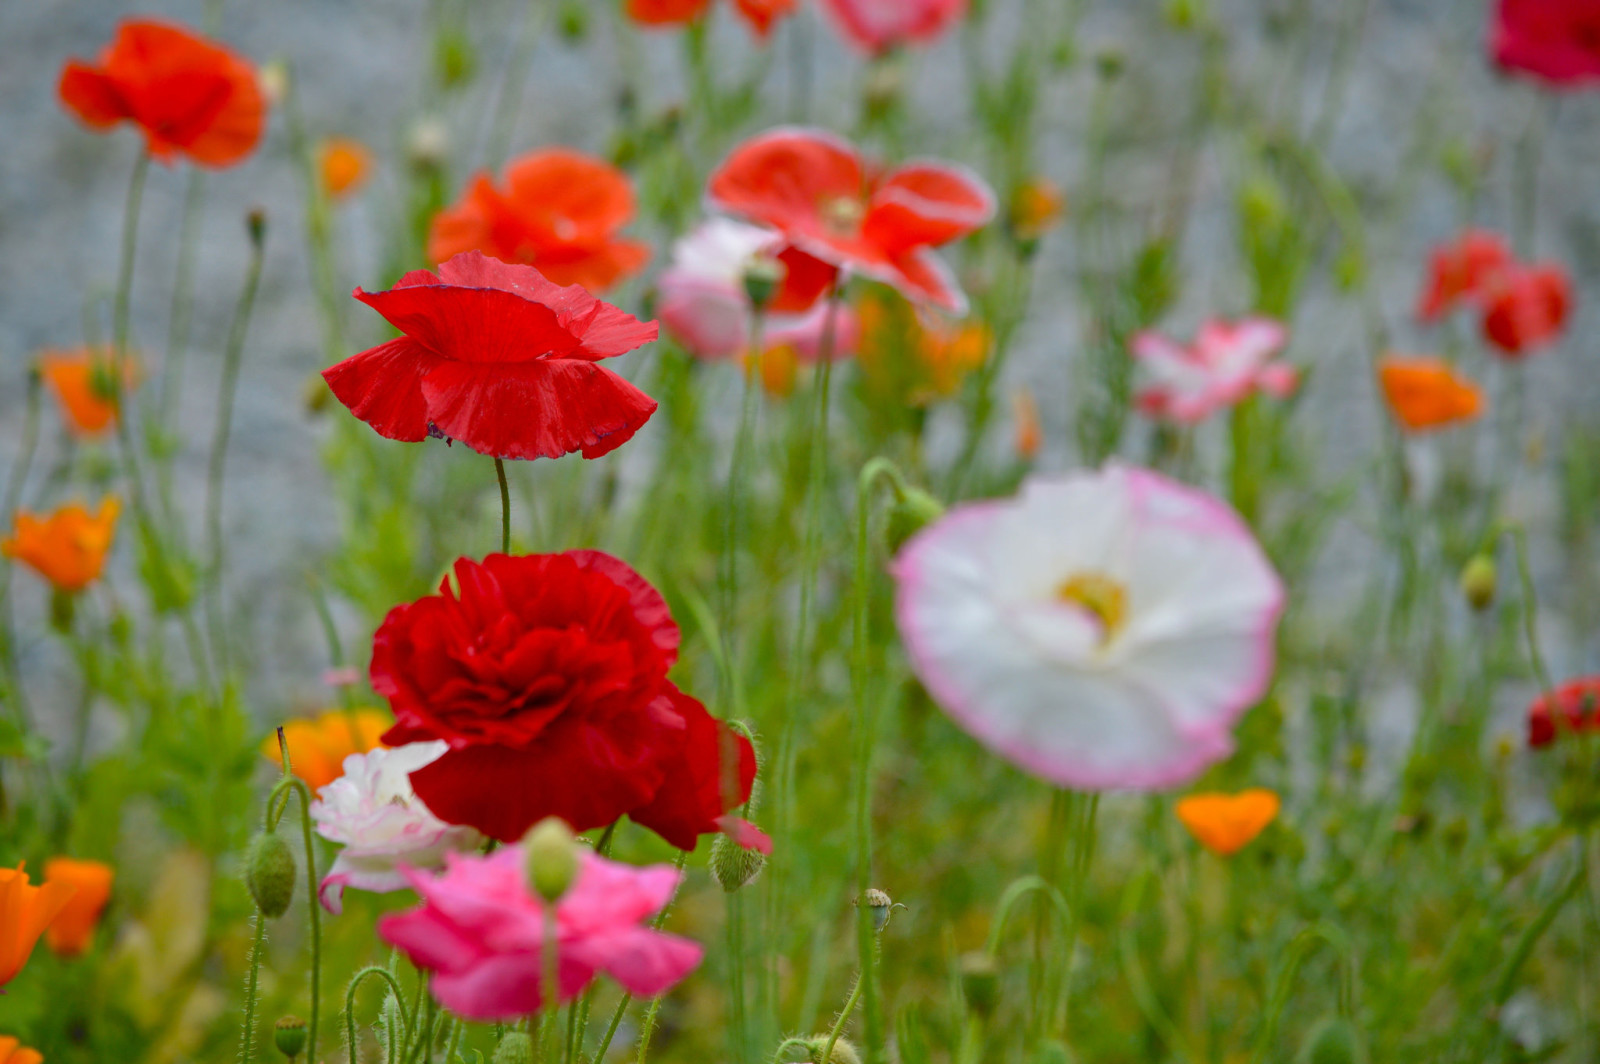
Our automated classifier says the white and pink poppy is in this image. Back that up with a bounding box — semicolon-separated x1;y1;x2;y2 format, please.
311;742;485;913
1131;318;1297;424
892;466;1284;791
817;0;968;54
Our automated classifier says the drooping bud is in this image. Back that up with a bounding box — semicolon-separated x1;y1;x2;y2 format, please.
1460;554;1496;611
273;1016;308;1060
710;831;765;892
855;888;905;933
1295;1016;1366;1064
885;487;946;555
524;817;578;902
742;255;787;311
246;831;297;918
958;951;999;1017
805;1035;862;1064
491;1031;535;1064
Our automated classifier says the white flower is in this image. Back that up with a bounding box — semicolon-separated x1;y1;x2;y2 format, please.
311;742;484;913
892;466;1284;791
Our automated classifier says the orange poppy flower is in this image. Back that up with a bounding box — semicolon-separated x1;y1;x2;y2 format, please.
58;19;265;168
37;348;134;437
0;863;77;990
2;499;120;593
427;148;651;293
319;137;372;200
0;1037;43;1064
1175;789;1280;856
857;290;989;404
1378;357;1485;432
262;708;391;792
1010;176;1064;242
42;858;114;958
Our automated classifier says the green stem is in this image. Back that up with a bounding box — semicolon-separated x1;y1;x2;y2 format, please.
821;963;867;1064
239;912;269;1062
268;770;324;1064
496;457;512;554
1492;849;1587;1007
1510;526;1556;704
0;371;43;728
346;966;412;1064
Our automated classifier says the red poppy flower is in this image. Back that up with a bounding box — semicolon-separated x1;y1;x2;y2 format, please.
817;0;968;54
1416;229;1513;322
428;148;651;292
1527;677;1600;747
58;19;265;167
373;552;758;847
322;252;658;461
733;0;798;37
1492;0;1600;86
1481;262;1572;357
708;127;995;314
625;0;795;37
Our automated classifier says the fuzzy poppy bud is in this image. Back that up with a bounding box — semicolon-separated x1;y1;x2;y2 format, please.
959;951;999;1017
856;888;905;932
523;817;578;902
492;1031;535;1064
273;1016;307;1060
742;256;786;311
805;1036;861;1064
1460;554;1496;611
247;208;267;249
246;831;297;918
557;0;588;40
1295;1016;1366;1064
710;831;765;892
886;487;946;555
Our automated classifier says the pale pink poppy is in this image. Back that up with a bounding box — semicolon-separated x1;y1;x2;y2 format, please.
892;466;1284;791
1131;318;1296;424
818;0;968;54
310;742;484;914
378;846;702;1020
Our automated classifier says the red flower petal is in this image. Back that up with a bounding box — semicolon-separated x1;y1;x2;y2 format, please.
882;246;968;315
716;815;774;854
770;246;841;314
567;551;682;666
865;161;996;251
628;686;757;851
627;0;714;24
708;127;866;245
355;281;579;363
57;63;129;128
321;337;443;443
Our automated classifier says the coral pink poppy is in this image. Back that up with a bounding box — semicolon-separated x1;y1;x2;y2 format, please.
1131;318;1297;424
818;0;968;54
323;252;658;461
1492;0;1600;86
1527;677;1600;747
58;19;265;167
1417;230;1514;322
708;127;994;314
893;467;1284;791
379;846;702;1021
1481;262;1572;357
428;149;651;292
372;552;758;847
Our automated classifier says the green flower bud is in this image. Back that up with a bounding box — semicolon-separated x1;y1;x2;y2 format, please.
1460;554;1496;611
885;487;945;555
959;951;999;1017
246;831;297;918
491;1031;535;1064
273;1016;307;1060
557;0;588;41
710;831;765;892
805;1036;861;1064
524;817;578;902
1295;1016;1366;1064
247;208;268;250
742;256;786;311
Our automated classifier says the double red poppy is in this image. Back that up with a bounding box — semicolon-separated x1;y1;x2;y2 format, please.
708;127;995;314
323;252;658;461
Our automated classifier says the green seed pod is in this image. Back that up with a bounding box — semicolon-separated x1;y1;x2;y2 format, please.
492;1031;535;1064
958;951;999;1017
885;487;946;555
1295;1016;1367;1064
805;1036;861;1064
742;256;786;311
246;831;297;918
524;818;578;902
1460;553;1497;611
710;831;765;892
273;1016;307;1060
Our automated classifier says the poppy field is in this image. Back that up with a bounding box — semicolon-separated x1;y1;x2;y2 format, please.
3;1;1600;1062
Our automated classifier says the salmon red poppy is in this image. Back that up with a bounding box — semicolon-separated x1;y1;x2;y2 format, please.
627;0;795;36
708;127;995;314
1481;263;1572;357
323;252;659;462
1492;0;1600;86
818;0;968;54
428;148;651;292
1416;230;1513;322
58;19;265;167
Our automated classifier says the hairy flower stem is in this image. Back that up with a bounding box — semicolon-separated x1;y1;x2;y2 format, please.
269;735;324;1064
719;310;766;714
495;458;512;554
822;962;867;1064
345;966;412;1064
594;849;690;1064
239;911;269;1063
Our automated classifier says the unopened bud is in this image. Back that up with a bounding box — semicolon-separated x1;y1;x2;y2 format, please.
862;56;904;120
1460;554;1496;611
247;208;268;249
742;256;786;311
491;1031;535;1064
258;60;290;107
406;119;449;172
557;0;589;41
710;831;765;892
303;372;333;415
959;951;999;1017
855;888;905;932
1295;1016;1366;1064
885;487;946;555
524;817;578;902
246;831;297;918
273;1016;307;1060
805;1036;861;1064
1094;48;1125;80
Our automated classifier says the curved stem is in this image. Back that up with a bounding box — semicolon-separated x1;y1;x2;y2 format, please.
495;457;512;554
346;966;412;1064
821;964;867;1064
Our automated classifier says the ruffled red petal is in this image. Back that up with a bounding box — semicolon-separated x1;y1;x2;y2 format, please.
708;127;866;243
58;63;129;128
882;246;967;315
321;337;443;442
770;246;840;314
566;551;682;666
355;281;578;363
628;686;757;851
864;162;996;251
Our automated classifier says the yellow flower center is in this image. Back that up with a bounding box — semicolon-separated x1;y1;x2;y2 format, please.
1056;572;1127;642
822;196;866;235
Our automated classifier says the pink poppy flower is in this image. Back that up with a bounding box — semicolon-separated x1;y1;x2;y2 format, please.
310;742;484;914
1131;318;1296;424
818;0;968;54
892;466;1285;791
707;127;994;314
378;846;702;1021
1480;262;1572;357
1492;0;1600;87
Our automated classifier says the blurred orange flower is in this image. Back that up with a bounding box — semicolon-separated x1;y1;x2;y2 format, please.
2;499;120;593
0;863;76;990
37;348;133;437
1013;390;1041;460
754;343;801;398
0;1037;43;1064
1175;789;1280;856
43;858;113;957
1378;357;1485;432
427;148;650;292
263;708;391;792
1010;176;1064;242
319;137;372;200
858;290;989;405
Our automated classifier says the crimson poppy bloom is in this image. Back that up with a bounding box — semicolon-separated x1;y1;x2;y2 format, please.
1492;0;1600;86
1416;229;1513;322
626;0;796;37
373;552;758;848
322;252;658;461
1527;677;1600;747
428;149;651;292
708;127;995;314
58;19;265;167
818;0;968;54
1481;262;1572;357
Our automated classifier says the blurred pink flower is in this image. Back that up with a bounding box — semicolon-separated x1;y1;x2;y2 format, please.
311;742;484;914
378;846;702;1021
892;466;1284;791
1492;0;1600;86
1131;318;1296;424
818;0;968;54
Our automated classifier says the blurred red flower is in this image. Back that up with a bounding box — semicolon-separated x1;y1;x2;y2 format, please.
1527;677;1600;747
708;127;994;314
373;552;759;847
428;148;650;292
323;252;658;461
818;0;967;53
58;19;265;167
1481;262;1572;357
1416;229;1512;322
627;0;794;36
1492;0;1600;86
